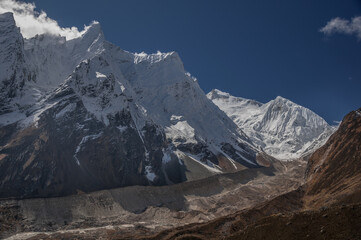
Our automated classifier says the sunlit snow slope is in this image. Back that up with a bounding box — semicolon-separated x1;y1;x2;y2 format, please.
207;89;336;160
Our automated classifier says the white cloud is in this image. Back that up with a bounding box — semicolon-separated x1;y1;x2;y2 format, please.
0;0;89;40
320;16;361;40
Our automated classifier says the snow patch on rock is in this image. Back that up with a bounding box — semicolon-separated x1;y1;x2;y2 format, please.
73;132;103;165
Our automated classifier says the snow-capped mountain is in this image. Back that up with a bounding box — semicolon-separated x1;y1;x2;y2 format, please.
0;12;28;115
207;89;336;159
0;13;268;198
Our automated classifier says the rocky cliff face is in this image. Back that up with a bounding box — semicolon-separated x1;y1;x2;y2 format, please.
207;89;336;159
0;12;266;199
305;108;361;208
0;12;29;114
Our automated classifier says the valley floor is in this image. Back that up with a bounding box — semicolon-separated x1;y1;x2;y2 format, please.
5;191;361;240
0;159;306;240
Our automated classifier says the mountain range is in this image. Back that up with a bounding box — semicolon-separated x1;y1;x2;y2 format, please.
0;12;335;199
0;12;260;199
0;10;360;240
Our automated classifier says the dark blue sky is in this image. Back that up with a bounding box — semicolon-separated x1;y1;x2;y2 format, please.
24;0;361;123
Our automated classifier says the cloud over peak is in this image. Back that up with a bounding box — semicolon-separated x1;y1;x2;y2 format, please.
0;0;90;40
320;16;361;40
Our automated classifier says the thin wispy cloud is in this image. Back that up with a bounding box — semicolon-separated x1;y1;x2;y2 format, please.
0;0;89;40
320;16;361;40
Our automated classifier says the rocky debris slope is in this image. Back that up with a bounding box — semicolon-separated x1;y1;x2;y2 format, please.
0;157;306;239
207;89;336;160
0;12;270;199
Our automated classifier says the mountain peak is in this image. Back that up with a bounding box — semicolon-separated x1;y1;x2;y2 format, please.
0;12;18;33
207;89;262;107
0;12;15;23
207;89;231;100
0;12;24;76
134;50;182;65
209;90;335;160
0;11;27;114
0;12;14;22
81;21;104;39
274;95;291;103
